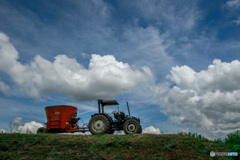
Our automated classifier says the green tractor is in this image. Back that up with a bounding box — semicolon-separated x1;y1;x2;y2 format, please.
88;99;142;135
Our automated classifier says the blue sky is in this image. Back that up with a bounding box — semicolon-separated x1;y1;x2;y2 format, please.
0;0;240;138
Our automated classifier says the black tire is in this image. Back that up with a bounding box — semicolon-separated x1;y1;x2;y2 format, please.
89;115;110;135
123;119;142;134
37;127;47;134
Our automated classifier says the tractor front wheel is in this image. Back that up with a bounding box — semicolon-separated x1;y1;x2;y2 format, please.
123;119;142;134
37;127;47;134
89;115;110;135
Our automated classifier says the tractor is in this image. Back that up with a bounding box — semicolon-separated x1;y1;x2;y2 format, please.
88;99;142;135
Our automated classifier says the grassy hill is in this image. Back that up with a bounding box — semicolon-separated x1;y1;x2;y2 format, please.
0;133;235;160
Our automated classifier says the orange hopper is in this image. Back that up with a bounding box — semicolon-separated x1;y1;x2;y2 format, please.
43;105;88;133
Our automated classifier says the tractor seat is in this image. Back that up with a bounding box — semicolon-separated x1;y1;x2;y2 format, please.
114;112;125;121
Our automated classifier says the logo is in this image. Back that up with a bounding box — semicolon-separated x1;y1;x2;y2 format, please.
210;151;215;157
210;151;238;157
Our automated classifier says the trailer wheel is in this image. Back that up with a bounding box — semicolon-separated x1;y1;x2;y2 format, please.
37;127;47;134
89;115;110;135
123;119;141;134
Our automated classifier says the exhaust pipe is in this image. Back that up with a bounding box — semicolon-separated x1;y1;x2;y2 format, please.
126;101;131;116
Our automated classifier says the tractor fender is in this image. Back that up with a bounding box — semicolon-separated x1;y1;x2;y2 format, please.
91;113;114;123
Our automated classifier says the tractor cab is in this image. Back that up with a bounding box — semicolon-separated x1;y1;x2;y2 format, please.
97;99;119;113
97;99;139;123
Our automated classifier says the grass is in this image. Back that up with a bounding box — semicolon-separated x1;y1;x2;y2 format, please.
0;132;235;160
225;130;240;155
179;131;240;159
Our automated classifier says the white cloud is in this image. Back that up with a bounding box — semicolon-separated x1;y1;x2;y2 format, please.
157;59;240;137
225;1;240;26
118;26;174;78
234;17;240;25
181;128;190;134
17;121;43;134
0;80;9;95
143;126;161;134
126;0;200;33
0;129;6;133
226;0;240;8
58;132;91;135
0;32;153;101
13;117;24;126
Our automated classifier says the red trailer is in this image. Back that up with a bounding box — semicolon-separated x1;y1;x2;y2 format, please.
37;105;89;133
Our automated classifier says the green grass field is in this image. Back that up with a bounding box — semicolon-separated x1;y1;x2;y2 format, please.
0;132;239;160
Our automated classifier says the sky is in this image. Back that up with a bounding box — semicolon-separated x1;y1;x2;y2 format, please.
0;0;240;138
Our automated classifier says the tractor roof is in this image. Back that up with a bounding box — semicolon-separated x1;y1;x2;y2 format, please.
99;99;119;106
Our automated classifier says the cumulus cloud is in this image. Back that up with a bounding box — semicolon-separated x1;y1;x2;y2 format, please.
8;117;43;133
17;121;43;134
157;59;240;137
0;80;9;95
0;32;152;101
0;129;6;133
143;126;161;134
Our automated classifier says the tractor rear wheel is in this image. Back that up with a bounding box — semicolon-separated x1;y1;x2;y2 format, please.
123;119;142;134
37;127;47;134
89;115;110;135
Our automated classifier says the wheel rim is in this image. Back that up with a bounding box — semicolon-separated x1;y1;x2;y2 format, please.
127;123;136;132
93;119;105;132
